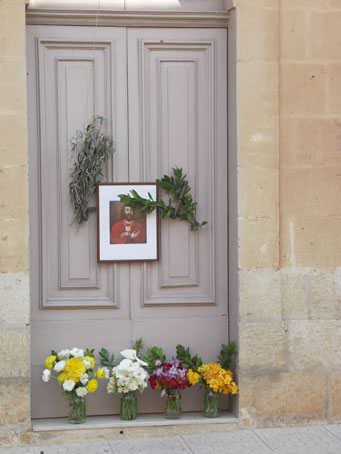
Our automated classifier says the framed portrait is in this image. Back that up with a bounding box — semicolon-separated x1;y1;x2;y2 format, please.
97;183;159;262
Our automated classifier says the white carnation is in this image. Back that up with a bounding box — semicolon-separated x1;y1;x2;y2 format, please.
53;360;66;372
76;387;88;397
42;369;51;383
57;349;70;360
63;380;76;392
104;367;110;379
83;360;91;369
70;347;84;358
80;373;89;385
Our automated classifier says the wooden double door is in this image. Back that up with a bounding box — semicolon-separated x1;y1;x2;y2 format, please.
27;25;228;418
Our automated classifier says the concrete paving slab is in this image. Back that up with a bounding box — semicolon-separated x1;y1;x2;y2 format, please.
108;435;191;454
255;425;341;454
182;429;273;454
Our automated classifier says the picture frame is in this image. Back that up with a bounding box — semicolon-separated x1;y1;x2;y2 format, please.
97;183;159;262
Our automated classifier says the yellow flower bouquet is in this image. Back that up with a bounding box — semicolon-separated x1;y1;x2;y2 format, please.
176;343;238;418
42;347;107;423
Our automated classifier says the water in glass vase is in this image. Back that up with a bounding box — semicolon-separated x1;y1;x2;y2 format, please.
203;387;220;418
120;392;137;420
67;394;86;424
165;390;182;419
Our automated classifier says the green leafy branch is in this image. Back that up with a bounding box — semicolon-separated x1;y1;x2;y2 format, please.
143;347;166;375
119;167;207;231
218;342;237;370
176;345;202;372
99;348;115;368
69;116;115;225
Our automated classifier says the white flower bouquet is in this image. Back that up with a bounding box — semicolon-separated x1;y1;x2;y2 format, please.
107;349;149;420
42;347;108;423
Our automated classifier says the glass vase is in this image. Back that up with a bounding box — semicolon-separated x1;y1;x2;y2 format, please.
203;387;220;418
67;393;86;424
165;390;182;419
120;392;137;420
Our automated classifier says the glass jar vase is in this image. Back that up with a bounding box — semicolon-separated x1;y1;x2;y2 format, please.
67;394;86;424
165;390;182;419
120;391;138;420
203;387;220;418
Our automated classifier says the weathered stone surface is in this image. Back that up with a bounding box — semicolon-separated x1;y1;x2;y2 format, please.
280;11;307;60
239;217;279;269
240;372;327;423
0;328;30;378
288;320;341;370
309;13;341;60
310;270;338;319
281;167;341;218
281;270;309;319
238;8;279;60
239;322;286;370
0;218;29;272
280;218;341;268
330;373;341;419
328;64;341;114
0;382;30;425
281;64;327;114
280;117;341;168
239;167;278;219
239;269;281;320
0;272;30;325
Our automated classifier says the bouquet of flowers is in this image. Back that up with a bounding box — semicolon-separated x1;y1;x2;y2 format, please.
106;349;149;420
149;357;191;419
176;342;239;418
42;347;107;423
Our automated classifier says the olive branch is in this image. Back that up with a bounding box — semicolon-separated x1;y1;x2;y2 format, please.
69;116;115;225
119;167;207;231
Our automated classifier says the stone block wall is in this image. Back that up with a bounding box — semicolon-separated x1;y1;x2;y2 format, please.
237;0;341;426
0;0;31;445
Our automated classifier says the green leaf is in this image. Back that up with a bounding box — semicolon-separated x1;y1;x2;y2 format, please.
133;338;144;357
99;348;115;368
176;345;202;371
218;342;237;370
143;346;166;374
84;348;95;358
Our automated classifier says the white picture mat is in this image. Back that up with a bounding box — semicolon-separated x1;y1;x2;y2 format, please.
98;184;158;261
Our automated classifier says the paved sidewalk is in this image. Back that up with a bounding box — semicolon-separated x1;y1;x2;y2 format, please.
2;424;341;453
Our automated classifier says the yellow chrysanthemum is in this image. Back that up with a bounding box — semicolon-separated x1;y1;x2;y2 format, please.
187;369;201;386
197;363;239;395
95;367;106;380
64;358;86;382
86;379;98;393
83;356;95;370
57;371;67;383
44;355;57;370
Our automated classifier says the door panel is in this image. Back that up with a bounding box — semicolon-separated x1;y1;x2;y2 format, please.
27;26;130;418
128;29;228;412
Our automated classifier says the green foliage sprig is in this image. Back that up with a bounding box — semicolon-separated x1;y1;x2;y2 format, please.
176;345;203;372
69;116;115;225
218;342;237;370
119;167;207;231
99;348;115;368
143;346;166;375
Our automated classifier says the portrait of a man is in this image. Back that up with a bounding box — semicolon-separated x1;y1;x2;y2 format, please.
109;202;147;244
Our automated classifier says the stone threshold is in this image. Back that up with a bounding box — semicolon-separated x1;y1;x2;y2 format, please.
32;412;238;431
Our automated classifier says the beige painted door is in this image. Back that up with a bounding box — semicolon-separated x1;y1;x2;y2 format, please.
28;25;228;418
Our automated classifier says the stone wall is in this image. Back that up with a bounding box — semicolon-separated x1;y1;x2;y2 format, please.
237;0;341;426
0;0;31;445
